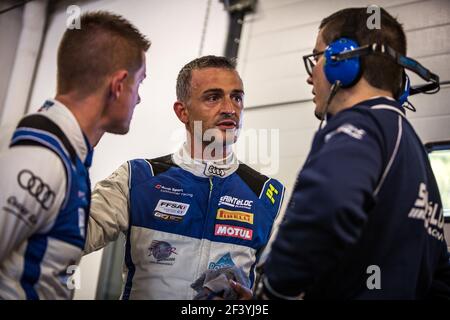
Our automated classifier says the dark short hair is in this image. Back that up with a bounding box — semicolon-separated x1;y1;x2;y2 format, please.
57;11;151;96
319;7;406;97
176;55;237;102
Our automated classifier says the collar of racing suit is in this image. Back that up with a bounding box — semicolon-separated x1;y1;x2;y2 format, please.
39;98;93;167
172;143;239;178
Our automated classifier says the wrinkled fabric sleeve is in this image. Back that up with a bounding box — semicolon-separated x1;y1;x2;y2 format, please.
84;162;130;254
0;147;66;262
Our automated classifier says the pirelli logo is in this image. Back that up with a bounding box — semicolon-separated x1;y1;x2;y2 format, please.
216;209;254;225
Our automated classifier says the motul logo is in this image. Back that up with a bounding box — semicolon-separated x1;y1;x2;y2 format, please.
214;224;253;240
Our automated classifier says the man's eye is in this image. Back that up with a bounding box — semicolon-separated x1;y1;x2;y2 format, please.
232;95;243;103
207;95;220;102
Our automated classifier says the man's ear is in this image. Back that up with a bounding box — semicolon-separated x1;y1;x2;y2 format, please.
173;101;189;124
110;70;129;100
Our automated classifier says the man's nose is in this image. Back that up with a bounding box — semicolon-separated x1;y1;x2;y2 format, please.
307;75;313;85
221;97;237;114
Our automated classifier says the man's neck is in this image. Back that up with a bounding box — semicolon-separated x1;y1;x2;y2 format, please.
187;138;233;163
330;80;394;115
55;93;105;147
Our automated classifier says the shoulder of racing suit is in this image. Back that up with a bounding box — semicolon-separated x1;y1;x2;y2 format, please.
11;114;78;168
145;154;178;176
235;163;272;198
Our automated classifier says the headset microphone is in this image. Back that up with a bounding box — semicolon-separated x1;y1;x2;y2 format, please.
319;80;341;130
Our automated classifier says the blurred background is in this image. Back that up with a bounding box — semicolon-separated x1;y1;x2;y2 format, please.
0;0;449;299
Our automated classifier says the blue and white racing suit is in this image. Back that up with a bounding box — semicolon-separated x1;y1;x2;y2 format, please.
0;99;93;300
86;144;285;299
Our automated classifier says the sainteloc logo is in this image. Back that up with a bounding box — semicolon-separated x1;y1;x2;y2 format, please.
17;169;55;210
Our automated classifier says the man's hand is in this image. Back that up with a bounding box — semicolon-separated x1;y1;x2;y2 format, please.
229;280;253;300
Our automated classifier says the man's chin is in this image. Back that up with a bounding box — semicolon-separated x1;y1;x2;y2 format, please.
314;103;326;120
107;125;130;135
212;134;237;147
225;129;240;145
314;110;323;120
219;132;238;146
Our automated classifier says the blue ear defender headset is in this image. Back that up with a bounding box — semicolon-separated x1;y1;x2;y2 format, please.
323;37;440;107
324;38;362;88
397;72;410;106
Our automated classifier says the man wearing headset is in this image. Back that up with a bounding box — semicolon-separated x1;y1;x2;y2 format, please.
255;7;450;299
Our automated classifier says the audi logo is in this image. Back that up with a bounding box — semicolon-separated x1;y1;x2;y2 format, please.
208;165;225;177
17;169;56;210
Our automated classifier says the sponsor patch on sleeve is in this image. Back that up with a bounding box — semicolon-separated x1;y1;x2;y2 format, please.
265;183;279;205
324;123;366;143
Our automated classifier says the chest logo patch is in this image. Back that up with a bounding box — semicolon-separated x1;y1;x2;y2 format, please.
153;199;189;222
204;163;226;177
214;224;253;240
216;208;254;225
208;253;236;270
148;240;177;265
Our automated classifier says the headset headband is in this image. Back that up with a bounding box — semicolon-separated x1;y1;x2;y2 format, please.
330;43;440;96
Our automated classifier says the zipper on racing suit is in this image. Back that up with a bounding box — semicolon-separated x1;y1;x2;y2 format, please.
192;176;215;298
209;177;213;199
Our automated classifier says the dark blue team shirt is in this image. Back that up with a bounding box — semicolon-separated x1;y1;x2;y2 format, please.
265;97;450;299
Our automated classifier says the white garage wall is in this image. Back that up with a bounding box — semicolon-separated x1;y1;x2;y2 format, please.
236;0;450;236
0;1;23;122
28;0;229;299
